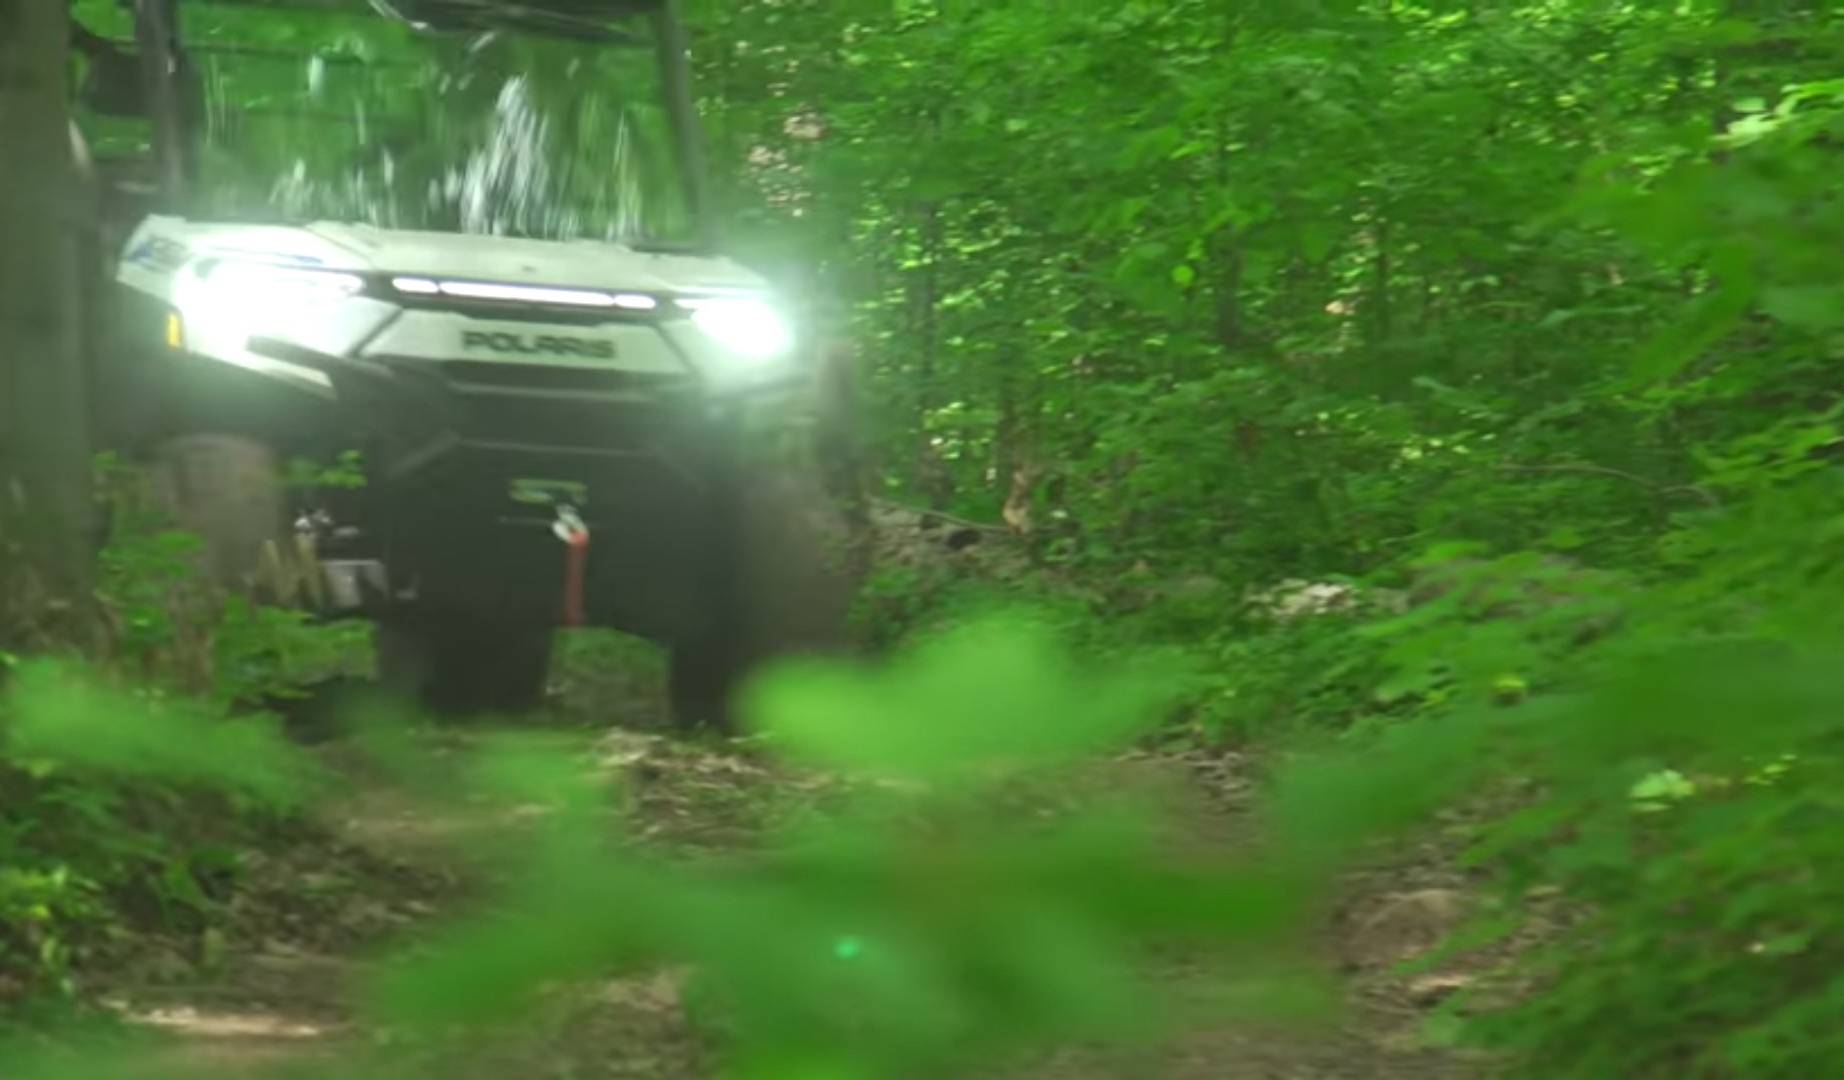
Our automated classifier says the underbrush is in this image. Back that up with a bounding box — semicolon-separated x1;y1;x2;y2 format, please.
0;463;364;1006
1169;515;1844;1076
857;473;1844;1078
0;607;1342;1080
13;486;1844;1078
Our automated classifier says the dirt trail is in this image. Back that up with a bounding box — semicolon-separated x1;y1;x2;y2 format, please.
101;727;1490;1080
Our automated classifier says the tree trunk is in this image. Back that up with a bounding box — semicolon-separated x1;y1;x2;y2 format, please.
814;338;875;588
0;0;94;645
907;199;951;510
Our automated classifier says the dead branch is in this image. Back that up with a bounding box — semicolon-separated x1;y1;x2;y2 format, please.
869;498;1012;534
1497;463;1721;508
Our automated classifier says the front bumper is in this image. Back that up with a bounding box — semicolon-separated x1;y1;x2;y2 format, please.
253;337;769;639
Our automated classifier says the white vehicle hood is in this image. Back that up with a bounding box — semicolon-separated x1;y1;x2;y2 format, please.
128;216;768;296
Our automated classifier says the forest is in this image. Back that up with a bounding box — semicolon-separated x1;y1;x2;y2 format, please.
0;0;1841;1077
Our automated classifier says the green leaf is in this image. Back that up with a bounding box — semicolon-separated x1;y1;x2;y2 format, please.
3;660;318;807
742;615;1184;780
1627;248;1756;385
1759;284;1844;330
1629;769;1696;808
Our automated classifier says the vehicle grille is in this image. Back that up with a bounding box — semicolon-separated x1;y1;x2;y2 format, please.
455;394;658;449
438;361;676;394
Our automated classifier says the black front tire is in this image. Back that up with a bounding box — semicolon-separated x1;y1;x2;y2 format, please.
665;456;856;736
375;611;554;719
145;433;290;591
667;638;745;734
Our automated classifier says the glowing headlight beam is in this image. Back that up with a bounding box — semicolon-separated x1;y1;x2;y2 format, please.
167;259;358;392
679;297;792;360
174;261;362;349
200;261;364;298
174;261;364;339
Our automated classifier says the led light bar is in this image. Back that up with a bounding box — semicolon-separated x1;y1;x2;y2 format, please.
390;276;657;310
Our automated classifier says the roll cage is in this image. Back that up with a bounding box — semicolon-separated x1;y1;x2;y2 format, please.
73;0;713;247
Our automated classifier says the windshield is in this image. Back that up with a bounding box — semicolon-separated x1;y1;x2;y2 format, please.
166;0;691;242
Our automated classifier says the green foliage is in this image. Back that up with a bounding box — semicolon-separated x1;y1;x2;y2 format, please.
688;1;1844;1072
34;0;1844;1075
746;614;1185;781
283;450;367;492
1194;608;1398;743
0;460;354;1001
1236;57;1844;1065
7;662;315;807
1262;639;1844;1076
0;730;254;1001
1;616;1319;1080
692;0;1840;583
849;560;1096;655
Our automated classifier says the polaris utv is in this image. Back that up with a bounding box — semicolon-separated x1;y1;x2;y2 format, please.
70;0;854;729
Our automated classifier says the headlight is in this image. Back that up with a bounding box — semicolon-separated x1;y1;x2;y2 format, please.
678;296;792;360
173;259;364;346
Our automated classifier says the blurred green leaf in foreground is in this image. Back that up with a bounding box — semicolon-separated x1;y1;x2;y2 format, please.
0;615;1324;1080
371;615;1320;1079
